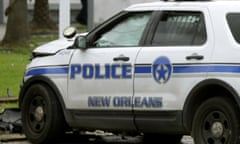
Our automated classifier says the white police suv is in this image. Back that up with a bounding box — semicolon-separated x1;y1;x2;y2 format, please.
19;1;240;144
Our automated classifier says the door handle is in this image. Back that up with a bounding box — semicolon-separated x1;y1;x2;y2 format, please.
186;54;204;60
113;56;130;61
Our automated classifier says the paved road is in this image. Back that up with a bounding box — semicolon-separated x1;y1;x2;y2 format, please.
0;133;194;144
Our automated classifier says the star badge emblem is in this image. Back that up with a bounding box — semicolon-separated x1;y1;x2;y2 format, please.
152;56;172;84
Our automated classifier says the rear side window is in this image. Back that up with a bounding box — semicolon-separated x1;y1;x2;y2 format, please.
152;11;206;46
227;13;240;44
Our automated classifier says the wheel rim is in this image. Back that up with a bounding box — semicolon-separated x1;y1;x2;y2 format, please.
28;96;47;133
202;111;231;144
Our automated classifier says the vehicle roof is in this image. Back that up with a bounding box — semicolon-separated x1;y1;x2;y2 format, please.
125;1;240;11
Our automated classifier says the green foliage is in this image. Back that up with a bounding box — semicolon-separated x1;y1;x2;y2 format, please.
0;52;28;97
0;35;58;110
0;35;58;54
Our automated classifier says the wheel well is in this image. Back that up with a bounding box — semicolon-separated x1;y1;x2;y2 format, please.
183;79;240;133
19;76;73;130
19;76;66;111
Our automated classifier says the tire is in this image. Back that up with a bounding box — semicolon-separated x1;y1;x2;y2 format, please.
21;84;66;144
192;97;240;144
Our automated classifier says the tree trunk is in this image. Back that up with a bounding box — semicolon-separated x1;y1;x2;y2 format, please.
1;0;30;45
31;0;57;30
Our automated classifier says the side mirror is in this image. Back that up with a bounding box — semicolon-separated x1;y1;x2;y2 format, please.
63;26;77;39
74;36;87;49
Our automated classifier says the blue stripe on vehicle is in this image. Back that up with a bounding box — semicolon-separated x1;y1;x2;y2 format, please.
25;65;240;77
25;67;69;76
134;66;152;74
135;65;240;74
174;65;240;73
208;66;240;73
173;65;209;73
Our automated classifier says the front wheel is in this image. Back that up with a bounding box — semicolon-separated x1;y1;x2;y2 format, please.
21;84;66;144
192;97;240;144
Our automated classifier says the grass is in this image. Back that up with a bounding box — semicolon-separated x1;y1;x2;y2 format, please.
0;24;87;111
0;53;29;97
0;35;58;111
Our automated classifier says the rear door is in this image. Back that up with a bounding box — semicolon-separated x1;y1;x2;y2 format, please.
133;8;214;133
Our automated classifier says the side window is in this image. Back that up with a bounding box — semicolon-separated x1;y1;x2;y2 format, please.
152;11;206;46
94;12;152;47
227;13;240;44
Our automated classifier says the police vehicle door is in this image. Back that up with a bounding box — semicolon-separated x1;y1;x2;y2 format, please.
68;12;153;130
134;9;214;132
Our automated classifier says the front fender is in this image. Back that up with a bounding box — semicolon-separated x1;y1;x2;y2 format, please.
19;76;66;110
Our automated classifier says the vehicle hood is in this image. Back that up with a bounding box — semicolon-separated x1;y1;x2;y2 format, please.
33;33;88;55
33;38;74;55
